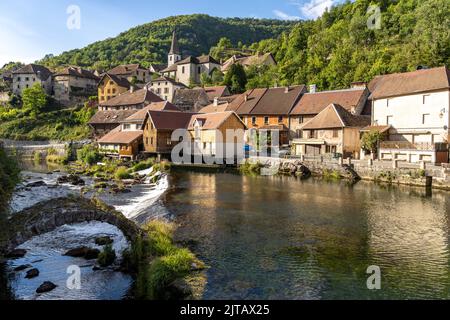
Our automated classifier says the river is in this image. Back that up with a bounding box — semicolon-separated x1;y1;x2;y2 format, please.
162;170;450;300
3;163;450;300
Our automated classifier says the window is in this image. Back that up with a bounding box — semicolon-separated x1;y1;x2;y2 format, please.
112;88;116;94
145;138;148;145
32;78;35;81
203;142;207;149
278;116;283;123
387;115;393;125
151;137;154;145
17;77;21;81
182;66;185;74
166;138;172;146
107;89;111;94
422;114;430;125
264;117;269;125
298;116;304;124
123;124;131;130
252;117;256;125
157;88;161;94
164;88;169;94
332;130;339;138
25;77;29;81
198;66;201;74
170;56;172;62
423;95;430;105
310;130;318;139
386;99;390;107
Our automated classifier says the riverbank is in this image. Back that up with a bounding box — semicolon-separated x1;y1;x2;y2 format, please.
245;156;450;191
1;158;206;300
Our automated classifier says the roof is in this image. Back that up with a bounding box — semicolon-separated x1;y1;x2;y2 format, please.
360;125;391;133
88;110;137;125
99;73;131;89
202;86;229;101
173;88;210;105
161;55;220;72
369;66;450;100
99;87;163;107
222;53;276;72
122;102;180;123
147;111;196;130
169;31;180;55
198;102;229;114
152;76;186;87
301;104;371;130
188;112;243;130
108;64;146;76
98;127;143;145
12;64;52;80
290;88;368;115
227;86;305;115
54;66;99;80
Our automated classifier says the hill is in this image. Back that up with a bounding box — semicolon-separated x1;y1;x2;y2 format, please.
246;0;449;90
38;14;296;70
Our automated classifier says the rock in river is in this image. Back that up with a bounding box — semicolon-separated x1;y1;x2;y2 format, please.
25;268;40;279
64;247;100;260
6;249;27;258
36;282;57;294
25;181;47;188
57;175;85;186
95;236;114;246
84;249;100;260
14;264;32;272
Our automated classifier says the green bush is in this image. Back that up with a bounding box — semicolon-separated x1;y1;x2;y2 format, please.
115;166;132;180
77;145;102;165
97;244;116;267
131;158;156;173
0;148;20;209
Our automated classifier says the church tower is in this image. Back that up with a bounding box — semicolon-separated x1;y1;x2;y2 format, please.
168;31;181;67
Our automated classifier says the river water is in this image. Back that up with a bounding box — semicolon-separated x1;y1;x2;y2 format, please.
163;170;450;300
4;162;450;300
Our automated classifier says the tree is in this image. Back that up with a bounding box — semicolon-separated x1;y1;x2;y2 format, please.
21;83;48;116
223;64;247;94
361;131;383;156
211;69;224;85
200;73;212;86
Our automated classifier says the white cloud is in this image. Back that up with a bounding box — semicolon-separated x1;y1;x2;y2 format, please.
273;10;301;21
290;0;337;19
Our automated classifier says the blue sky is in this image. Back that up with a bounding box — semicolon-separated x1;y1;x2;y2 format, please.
0;0;343;66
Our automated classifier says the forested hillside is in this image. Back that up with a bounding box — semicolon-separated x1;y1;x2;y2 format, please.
38;14;296;71
246;0;449;90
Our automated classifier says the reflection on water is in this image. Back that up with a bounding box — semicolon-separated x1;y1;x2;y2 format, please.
165;171;450;300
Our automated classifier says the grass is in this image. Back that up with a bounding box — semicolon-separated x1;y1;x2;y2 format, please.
123;220;205;300
115;166;133;180
131;158;156;173
322;169;341;180
239;160;264;176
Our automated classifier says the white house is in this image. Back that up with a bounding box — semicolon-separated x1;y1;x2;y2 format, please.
160;31;222;87
150;76;187;102
368;66;450;164
12;64;53;96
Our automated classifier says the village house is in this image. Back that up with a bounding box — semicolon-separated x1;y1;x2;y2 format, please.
292;103;370;158
160;31;222;86
227;86;306;145
107;64;152;84
202;85;231;101
289;84;370;139
12;64;53;96
53;66;99;105
221;53;277;73
367;66;450;164
88;109;137;139
172;88;211;112
150;76;187;102
142;111;195;156
187;111;247;161
98;86;163;111
97;124;143;161
97;73;131;104
198;98;230;113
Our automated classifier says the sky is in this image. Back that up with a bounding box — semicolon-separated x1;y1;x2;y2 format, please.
0;0;344;67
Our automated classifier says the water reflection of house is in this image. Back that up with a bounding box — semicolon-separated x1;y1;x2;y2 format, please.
367;66;450;164
292;104;370;158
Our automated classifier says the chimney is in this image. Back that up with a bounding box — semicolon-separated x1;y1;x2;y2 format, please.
213;97;219;107
244;94;249;102
309;84;317;94
351;107;356;115
351;81;367;89
130;86;135;93
284;86;290;94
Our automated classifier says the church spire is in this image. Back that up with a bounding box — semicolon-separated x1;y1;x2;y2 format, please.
169;30;180;55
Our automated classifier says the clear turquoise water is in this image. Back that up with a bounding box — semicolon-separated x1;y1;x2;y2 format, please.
163;171;450;300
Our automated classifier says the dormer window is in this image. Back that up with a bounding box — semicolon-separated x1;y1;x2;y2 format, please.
123;124;131;130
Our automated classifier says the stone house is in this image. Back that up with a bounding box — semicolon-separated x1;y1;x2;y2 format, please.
221;53;277;73
150;76;187;102
368;66;450;164
292;103;370;158
172;88;211;112
107;64;152;84
12;64;52;96
53;66;99;105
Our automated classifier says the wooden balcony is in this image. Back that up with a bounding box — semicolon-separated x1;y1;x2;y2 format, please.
380;141;448;151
